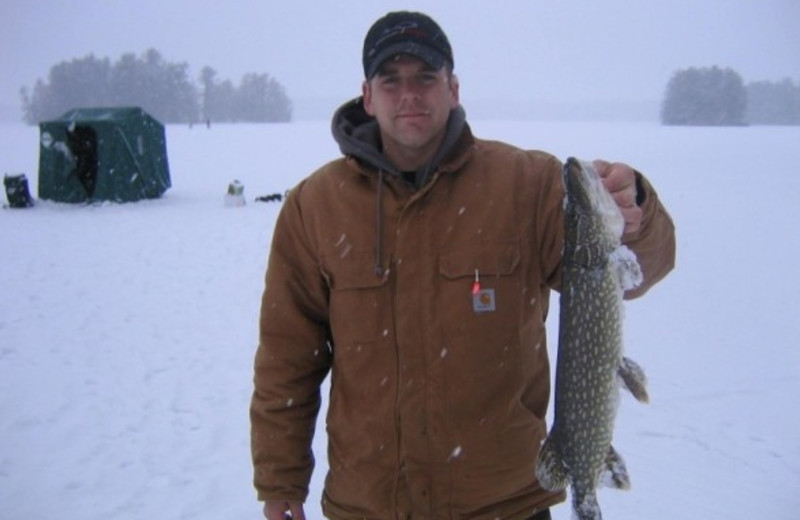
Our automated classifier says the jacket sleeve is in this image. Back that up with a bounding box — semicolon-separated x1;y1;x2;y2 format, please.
621;172;676;299
250;183;332;502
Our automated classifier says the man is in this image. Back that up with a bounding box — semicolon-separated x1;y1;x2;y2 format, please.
251;11;675;520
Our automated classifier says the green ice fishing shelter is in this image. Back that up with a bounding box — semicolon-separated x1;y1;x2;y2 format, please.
38;107;171;203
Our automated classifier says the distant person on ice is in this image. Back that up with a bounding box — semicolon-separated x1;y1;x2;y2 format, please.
250;10;675;520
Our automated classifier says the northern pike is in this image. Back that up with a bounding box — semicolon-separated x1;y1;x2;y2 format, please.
536;157;648;520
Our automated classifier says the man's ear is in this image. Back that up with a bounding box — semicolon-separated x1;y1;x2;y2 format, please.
449;74;460;108
362;80;375;116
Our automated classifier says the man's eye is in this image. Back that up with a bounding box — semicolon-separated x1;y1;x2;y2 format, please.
417;73;442;87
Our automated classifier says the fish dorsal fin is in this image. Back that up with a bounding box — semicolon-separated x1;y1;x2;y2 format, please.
535;436;568;492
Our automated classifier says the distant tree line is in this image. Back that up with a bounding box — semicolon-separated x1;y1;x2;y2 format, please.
746;78;800;125
661;66;800;126
199;67;291;123
20;49;292;125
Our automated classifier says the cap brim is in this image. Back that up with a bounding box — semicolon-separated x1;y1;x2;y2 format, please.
366;42;448;78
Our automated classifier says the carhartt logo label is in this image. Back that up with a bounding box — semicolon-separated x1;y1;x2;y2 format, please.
472;288;496;313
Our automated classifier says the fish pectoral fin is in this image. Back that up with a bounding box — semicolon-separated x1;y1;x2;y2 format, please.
535;435;568;491
610;245;643;290
600;445;631;490
618;356;650;403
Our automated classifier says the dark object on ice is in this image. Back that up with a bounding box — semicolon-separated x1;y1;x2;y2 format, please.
4;173;35;208
255;192;283;203
38;106;171;203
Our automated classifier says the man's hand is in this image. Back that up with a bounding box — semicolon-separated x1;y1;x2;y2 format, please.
593;159;643;236
263;500;306;520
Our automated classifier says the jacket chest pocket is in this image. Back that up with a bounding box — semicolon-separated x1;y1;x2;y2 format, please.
437;238;522;337
322;249;389;344
439;238;521;279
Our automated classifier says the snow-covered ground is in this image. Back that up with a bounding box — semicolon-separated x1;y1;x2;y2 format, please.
1;117;798;519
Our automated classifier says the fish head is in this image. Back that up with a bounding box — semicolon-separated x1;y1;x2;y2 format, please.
563;157;625;267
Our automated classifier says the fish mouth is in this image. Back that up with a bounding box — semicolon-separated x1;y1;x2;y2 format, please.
564;158;594;210
564;157;625;239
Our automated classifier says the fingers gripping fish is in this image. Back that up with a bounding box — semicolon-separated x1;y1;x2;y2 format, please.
536;158;647;520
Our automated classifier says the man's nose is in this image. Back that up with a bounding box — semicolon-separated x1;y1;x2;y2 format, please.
397;77;423;98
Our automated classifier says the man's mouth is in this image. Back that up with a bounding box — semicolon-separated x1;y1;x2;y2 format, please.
397;110;430;119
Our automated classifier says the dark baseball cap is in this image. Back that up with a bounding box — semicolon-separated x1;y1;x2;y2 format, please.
363;11;454;79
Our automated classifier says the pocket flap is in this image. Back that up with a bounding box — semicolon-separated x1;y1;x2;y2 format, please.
438;239;520;279
322;250;388;290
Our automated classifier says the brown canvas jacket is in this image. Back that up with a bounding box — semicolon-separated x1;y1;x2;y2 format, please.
251;100;676;520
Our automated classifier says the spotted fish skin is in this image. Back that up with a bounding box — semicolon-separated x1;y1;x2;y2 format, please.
536;158;646;520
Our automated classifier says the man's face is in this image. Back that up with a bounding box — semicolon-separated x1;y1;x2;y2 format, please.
363;54;459;169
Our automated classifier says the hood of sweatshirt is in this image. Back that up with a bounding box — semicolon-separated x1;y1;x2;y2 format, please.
330;96;467;190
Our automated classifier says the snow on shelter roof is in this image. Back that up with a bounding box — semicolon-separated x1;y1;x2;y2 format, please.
42;106;163;125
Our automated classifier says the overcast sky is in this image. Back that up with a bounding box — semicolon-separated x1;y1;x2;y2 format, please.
2;0;798;119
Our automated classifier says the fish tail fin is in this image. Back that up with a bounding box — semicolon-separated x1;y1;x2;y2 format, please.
618;356;649;403
535;435;568;491
573;490;604;520
600;444;631;490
